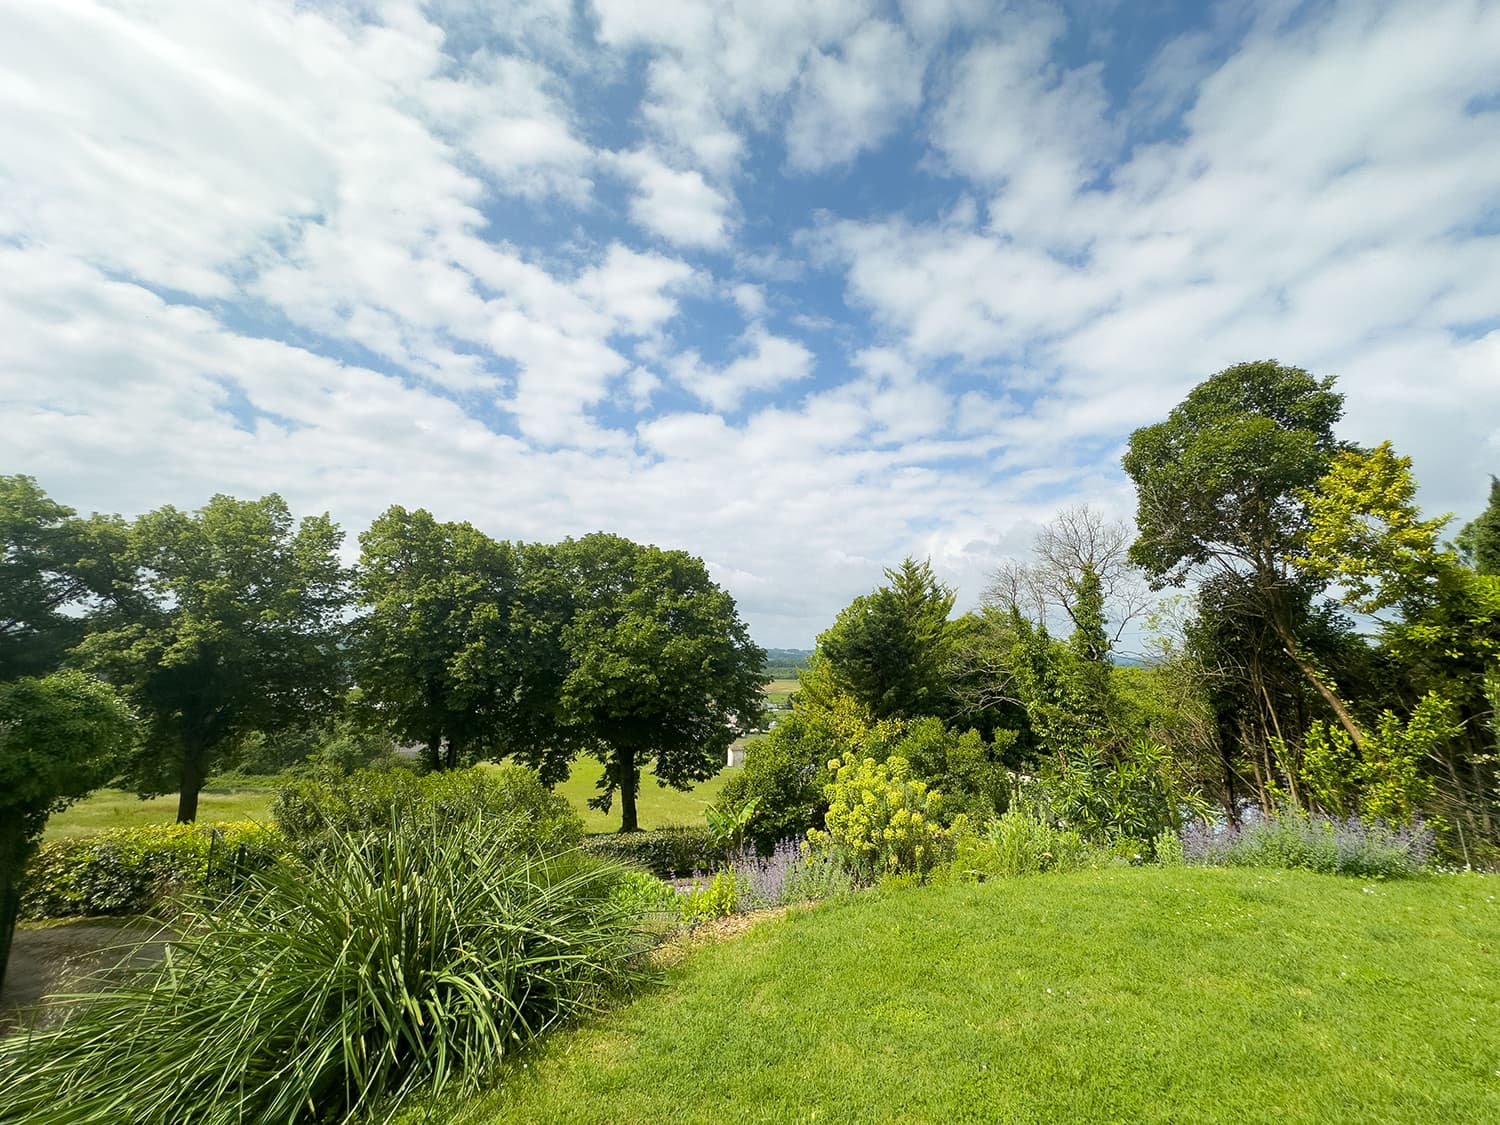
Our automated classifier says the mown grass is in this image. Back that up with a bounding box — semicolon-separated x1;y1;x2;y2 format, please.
446;867;1500;1125
45;759;741;839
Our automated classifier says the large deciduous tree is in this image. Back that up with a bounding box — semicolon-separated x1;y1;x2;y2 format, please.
0;670;135;994
76;494;348;822
353;506;533;771
1;475;128;680
541;533;765;833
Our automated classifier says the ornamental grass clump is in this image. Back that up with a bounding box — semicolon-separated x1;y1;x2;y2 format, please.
0;814;647;1125
1179;811;1434;877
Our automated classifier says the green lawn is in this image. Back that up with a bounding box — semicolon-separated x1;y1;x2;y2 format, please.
44;787;277;838
448;867;1500;1125
45;758;741;839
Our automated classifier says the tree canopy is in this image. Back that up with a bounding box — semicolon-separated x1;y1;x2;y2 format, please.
75;494;348;822
543;533;765;833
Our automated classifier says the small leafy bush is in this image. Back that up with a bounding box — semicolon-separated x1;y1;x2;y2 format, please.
1041;738;1205;849
678;868;739;923
719;712;844;853
21;822;283;920
948;809;1099;880
579;827;727;878
1179;812;1435;877
273;763;582;855
809;753;950;879
0;816;648;1125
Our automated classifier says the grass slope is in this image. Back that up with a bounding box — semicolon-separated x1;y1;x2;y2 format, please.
454;868;1500;1125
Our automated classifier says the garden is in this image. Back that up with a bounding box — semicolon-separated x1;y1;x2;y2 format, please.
4;362;1500;1121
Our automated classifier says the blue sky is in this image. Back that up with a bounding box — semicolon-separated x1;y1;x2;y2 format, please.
2;0;1498;648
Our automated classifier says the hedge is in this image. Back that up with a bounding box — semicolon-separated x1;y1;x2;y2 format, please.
22;822;284;920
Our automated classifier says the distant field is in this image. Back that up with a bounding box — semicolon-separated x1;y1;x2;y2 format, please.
764;677;799;705
46;758;742;839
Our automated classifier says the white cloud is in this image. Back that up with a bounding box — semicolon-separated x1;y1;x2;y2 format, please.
670;327;815;411
786;19;926;172
612;149;735;249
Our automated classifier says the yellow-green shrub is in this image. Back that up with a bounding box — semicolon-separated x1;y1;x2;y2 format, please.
809;753;950;878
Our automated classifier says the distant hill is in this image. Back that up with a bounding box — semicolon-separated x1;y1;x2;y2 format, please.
764;647;812;678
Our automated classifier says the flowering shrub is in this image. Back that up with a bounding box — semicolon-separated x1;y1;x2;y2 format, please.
732;838;859;908
1178;811;1434;877
808;753;950;878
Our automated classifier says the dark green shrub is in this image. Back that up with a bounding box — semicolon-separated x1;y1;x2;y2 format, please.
579;827;727;877
21;822;283;920
0;816;648;1125
719;713;841;852
892;718;1010;825
272;763;582;855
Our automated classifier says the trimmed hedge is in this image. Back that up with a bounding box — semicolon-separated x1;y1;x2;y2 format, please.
579;827;727;878
22;821;284;920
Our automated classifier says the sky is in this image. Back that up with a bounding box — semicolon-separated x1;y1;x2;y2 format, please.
2;0;1498;650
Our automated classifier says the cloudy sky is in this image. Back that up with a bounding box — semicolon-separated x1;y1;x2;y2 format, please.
2;0;1497;648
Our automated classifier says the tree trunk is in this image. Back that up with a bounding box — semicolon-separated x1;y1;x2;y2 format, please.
0;811;30;999
176;751;204;824
426;732;442;773
1266;612;1366;754
617;747;641;833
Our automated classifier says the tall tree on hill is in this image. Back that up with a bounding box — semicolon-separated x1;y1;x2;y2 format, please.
353;507;532;771
1123;360;1364;752
76;494;348;822
534;533;765;833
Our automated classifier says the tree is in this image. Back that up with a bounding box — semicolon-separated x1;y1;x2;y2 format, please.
985;505;1152;650
540;533;765;833
352;507;530;771
814;557;956;721
0;476;128;681
0;670;135;994
75;495;348;822
1457;475;1500;576
1123;360;1365;748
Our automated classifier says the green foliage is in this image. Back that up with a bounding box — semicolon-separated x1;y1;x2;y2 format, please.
543;533;766;832
0;476;128;680
577;827;727;879
353;507;532;771
1124;359;1345;588
0;817;648;1125
0;670;136;989
948;809;1098;879
1300;692;1458;825
703;796;761;849
815;557;955;720
272;764;583;855
1041;738;1204;847
74;493;349;822
21;821;283;920
678;868;739;923
1456;475;1500;576
890;717;1008;824
718;714;839;852
809;752;950;878
1153;827;1186;866
1293;441;1451;614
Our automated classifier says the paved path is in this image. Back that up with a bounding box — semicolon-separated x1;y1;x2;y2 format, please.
2;920;166;1030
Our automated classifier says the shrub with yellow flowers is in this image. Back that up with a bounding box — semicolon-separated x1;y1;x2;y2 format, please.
808;752;951;878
